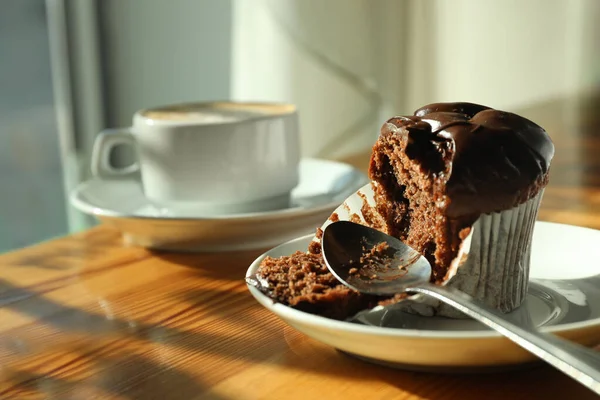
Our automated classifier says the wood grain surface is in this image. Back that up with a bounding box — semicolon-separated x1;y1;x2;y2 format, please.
1;94;599;399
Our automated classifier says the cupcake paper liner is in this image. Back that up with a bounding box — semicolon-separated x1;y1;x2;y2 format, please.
389;190;544;318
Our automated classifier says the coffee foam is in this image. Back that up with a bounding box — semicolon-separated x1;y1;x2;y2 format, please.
141;102;296;124
143;110;245;123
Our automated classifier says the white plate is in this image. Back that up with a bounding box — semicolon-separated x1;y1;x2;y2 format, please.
246;221;600;370
70;158;369;251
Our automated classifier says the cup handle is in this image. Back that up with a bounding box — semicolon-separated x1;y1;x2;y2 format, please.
90;128;139;179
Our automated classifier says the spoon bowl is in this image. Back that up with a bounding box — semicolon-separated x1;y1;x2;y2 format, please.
321;220;431;295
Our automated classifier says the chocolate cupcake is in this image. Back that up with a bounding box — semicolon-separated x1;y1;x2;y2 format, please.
251;102;554;320
369;102;554;317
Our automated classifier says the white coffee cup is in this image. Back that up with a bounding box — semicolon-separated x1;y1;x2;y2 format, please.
91;101;300;215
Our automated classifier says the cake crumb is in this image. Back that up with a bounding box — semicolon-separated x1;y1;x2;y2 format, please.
350;213;362;224
459;227;471;240
360;241;391;266
345;241;399;281
315;227;324;239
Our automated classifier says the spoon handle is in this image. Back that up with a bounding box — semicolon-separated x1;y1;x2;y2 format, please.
411;283;600;394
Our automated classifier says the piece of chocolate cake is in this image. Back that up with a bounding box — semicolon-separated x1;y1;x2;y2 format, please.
250;229;378;320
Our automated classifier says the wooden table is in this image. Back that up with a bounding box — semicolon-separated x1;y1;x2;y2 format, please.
1;94;600;399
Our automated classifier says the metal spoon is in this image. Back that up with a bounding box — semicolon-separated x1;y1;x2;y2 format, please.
322;220;600;394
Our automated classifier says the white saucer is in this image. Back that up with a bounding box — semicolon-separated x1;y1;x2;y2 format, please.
246;221;600;370
70;158;369;251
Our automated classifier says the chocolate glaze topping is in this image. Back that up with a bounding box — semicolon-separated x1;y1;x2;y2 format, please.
380;102;555;218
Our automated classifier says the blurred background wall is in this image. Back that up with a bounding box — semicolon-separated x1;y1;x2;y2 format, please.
1;0;599;251
232;0;600;158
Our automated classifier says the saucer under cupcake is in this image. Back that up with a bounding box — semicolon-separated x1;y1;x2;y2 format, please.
70;158;369;251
